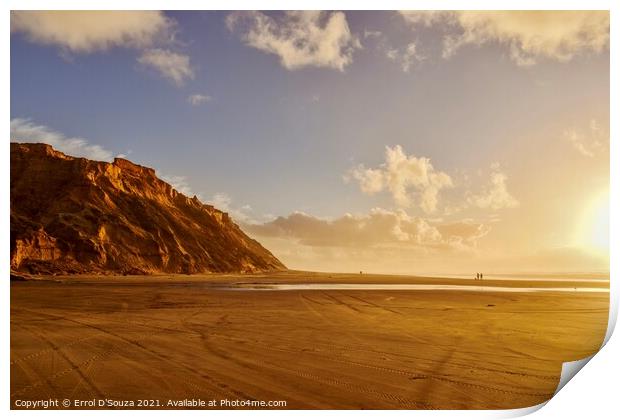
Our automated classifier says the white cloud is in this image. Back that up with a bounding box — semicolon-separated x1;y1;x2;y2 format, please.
187;93;212;106
467;164;519;210
11;118;201;199
363;29;383;39
10;118;115;162
399;11;457;28
207;193;260;224
226;11;361;71
399;11;609;66
385;48;398;61
346;145;453;213
158;174;195;197
209;192;233;210
11;11;173;53
11;11;195;88
385;42;422;72
363;29;423;73
564;119;607;158
565;130;594;157
138;49;194;86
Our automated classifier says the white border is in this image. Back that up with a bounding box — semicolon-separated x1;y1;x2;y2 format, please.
2;1;617;419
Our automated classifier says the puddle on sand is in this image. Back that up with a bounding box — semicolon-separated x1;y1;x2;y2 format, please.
217;283;609;293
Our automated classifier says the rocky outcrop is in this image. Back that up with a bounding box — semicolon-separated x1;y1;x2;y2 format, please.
10;142;286;274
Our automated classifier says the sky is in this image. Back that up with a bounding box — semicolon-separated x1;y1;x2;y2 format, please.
10;10;610;275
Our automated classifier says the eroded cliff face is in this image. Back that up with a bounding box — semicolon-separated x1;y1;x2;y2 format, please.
10;142;286;274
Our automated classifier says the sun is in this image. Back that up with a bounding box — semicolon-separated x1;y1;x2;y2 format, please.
574;191;609;255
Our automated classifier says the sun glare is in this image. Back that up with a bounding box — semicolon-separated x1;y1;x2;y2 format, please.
575;192;609;255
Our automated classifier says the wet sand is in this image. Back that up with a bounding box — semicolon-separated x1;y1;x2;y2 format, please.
10;273;609;409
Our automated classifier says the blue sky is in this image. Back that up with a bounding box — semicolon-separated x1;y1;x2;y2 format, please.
10;11;610;273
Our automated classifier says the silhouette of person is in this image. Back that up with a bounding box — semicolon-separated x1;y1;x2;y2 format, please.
480;273;483;280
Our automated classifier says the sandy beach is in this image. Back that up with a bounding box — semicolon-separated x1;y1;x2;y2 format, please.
10;272;609;409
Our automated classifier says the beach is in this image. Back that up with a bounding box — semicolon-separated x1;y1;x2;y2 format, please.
10;272;609;409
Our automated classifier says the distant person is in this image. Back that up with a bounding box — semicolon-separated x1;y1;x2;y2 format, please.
480;273;483;280
360;271;363;275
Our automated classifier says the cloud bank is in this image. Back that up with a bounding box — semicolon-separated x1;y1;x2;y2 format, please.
246;208;488;250
244;208;493;274
226;11;360;71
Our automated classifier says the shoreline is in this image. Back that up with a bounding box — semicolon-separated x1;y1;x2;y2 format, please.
11;270;610;291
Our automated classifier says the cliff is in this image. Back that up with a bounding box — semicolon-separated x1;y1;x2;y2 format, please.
10;142;286;274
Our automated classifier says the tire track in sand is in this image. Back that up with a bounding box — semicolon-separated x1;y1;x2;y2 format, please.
11;308;240;401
